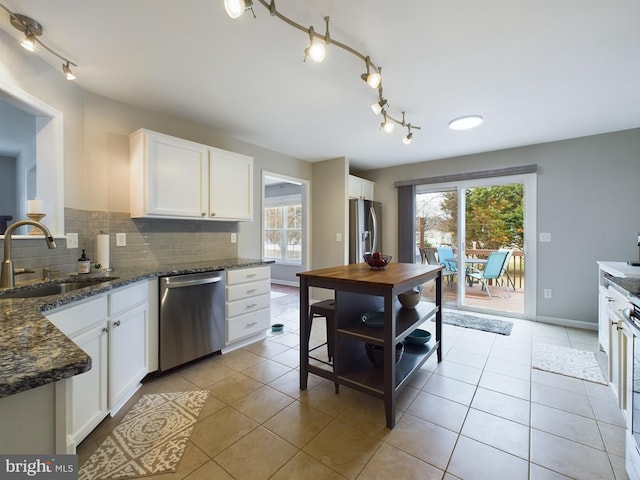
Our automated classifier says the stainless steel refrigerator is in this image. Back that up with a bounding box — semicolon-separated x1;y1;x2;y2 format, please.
349;198;383;264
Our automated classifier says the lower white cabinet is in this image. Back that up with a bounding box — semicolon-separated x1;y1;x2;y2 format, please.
47;281;149;452
226;266;271;344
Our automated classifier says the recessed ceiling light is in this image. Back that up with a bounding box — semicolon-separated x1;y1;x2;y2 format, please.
448;115;483;130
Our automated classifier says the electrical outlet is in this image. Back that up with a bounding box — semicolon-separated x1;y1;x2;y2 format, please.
336;233;342;242
544;289;552;299
230;233;237;244
116;233;127;247
66;232;78;249
539;232;552;242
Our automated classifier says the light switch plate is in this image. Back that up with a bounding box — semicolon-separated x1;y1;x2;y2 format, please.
230;233;237;243
116;233;127;246
539;232;552;242
66;232;78;249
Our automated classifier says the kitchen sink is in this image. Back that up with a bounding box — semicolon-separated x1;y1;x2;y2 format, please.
0;277;119;299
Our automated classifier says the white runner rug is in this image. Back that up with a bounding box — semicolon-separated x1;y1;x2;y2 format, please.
532;343;606;385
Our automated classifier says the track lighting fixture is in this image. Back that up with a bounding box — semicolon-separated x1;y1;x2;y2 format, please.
21;30;36;52
403;127;413;145
360;57;381;89
1;3;78;80
381;111;395;134
224;0;421;145
224;0;255;19
62;61;76;80
304;26;325;63
371;97;387;116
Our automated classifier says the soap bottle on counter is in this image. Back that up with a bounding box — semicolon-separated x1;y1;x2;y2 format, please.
78;249;91;274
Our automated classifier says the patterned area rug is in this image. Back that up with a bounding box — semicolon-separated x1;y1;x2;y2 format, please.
434;311;514;335
79;391;209;480
533;343;606;385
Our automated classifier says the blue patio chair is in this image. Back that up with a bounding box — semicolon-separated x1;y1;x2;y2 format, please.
436;246;458;287
466;250;511;298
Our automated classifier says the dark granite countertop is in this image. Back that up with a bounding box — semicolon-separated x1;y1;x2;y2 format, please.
0;258;271;398
608;276;640;301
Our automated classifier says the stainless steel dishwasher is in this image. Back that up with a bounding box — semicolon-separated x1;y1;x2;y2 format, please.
159;270;225;372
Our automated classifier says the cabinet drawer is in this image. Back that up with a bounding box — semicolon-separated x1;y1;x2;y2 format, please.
109;282;147;316
227;293;270;318
46;296;109;337
227;309;271;343
226;266;270;285
226;279;270;301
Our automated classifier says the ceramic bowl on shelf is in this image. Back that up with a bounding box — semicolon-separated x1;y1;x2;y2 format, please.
405;328;431;345
363;253;392;270
365;342;404;368
398;289;421;308
361;311;385;328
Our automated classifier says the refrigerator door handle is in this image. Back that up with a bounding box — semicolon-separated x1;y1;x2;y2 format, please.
370;206;378;253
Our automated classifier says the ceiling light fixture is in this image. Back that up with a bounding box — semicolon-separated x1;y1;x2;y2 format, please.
224;0;255;19
304;26;326;63
403;127;413;145
0;3;78;80
361;56;381;89
224;0;421;145
449;115;483;130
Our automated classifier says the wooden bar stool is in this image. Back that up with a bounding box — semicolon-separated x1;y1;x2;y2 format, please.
308;299;335;364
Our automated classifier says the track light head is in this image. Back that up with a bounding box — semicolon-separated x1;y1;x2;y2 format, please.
304;26;325;62
10;14;42;51
224;0;255;19
403;131;413;145
62;61;75;80
361;57;382;89
371;98;387;116
381;111;395;133
21;31;36;51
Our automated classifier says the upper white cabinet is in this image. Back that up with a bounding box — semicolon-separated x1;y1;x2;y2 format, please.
348;174;374;200
130;129;253;221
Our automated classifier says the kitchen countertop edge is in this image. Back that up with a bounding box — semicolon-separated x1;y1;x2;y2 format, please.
0;258;273;398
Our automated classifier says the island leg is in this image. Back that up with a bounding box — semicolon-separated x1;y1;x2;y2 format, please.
299;278;310;390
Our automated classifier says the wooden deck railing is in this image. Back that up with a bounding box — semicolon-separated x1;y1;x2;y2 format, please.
420;247;525;289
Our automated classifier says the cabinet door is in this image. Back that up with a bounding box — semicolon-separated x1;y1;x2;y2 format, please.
69;322;109;447
109;303;148;413
146;134;209;218
599;285;611;355
360;179;374;200
210;148;253;220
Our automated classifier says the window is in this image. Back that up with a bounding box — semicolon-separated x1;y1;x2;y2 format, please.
264;204;302;264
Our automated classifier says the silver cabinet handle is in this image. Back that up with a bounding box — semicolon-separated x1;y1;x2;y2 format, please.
246;303;257;309
210;212;216;217
113;320;121;328
246;273;257;278
102;327;110;334
201;212;206;217
246;321;258;327
247;288;257;294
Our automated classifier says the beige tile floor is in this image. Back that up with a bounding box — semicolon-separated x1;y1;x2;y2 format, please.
77;285;629;480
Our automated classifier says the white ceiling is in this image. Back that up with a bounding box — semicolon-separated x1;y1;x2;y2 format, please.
1;0;639;170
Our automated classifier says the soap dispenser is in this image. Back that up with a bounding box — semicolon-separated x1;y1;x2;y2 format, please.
78;249;91;274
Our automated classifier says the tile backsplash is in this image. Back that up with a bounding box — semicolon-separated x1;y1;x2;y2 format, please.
0;208;239;281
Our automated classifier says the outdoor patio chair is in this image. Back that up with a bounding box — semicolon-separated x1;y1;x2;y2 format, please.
498;248;516;291
435;246;458;287
466;250;511;298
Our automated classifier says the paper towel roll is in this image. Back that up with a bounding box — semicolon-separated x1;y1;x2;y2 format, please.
97;234;110;269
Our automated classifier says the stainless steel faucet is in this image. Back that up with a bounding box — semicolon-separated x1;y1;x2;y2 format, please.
1;220;57;288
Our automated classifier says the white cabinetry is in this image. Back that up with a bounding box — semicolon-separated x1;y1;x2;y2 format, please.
47;281;149;452
130;128;253;221
349;174;374;200
226;266;271;344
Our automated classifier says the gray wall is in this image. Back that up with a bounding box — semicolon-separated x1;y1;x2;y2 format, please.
366;129;640;325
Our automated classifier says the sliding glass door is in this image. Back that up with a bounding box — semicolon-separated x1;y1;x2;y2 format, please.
416;173;536;318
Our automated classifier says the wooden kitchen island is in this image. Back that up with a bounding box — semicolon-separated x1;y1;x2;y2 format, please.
298;262;443;428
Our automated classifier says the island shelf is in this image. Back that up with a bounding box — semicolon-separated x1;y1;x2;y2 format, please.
298;262;443;428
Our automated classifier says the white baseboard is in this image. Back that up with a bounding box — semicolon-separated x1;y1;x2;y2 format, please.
534;315;598;331
271;279;299;287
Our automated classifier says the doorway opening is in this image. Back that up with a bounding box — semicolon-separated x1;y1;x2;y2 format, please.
416;173;536;318
262;171;309;287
